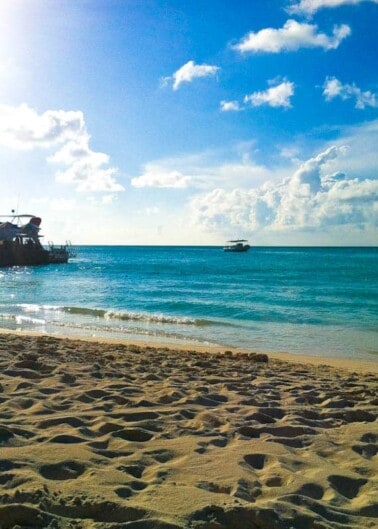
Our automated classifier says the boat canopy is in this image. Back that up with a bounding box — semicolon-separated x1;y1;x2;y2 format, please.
0;214;38;219
0;215;42;242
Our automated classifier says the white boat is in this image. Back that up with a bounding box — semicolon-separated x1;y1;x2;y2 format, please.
0;213;75;267
223;239;250;252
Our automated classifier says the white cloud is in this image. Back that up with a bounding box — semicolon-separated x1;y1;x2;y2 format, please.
130;149;279;192
49;137;123;193
280;146;301;161
0;103;124;193
220;100;241;112
131;164;191;188
233;19;351;53
245;81;294;108
0;103;84;149
163;60;220;90
323;77;377;109
55;163;122;193
289;145;344;193
190;146;378;233
287;0;378;16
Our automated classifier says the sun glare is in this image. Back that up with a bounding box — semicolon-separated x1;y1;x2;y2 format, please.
0;0;28;53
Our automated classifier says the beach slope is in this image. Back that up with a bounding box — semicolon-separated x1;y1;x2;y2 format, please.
0;333;377;528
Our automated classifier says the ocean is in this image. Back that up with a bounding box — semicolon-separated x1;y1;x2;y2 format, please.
0;246;377;360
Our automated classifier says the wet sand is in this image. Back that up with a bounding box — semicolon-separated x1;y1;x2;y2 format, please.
0;332;377;528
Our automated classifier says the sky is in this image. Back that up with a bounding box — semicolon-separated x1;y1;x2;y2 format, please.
0;0;377;245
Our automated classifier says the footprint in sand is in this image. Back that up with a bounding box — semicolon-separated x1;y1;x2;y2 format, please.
327;474;367;499
352;443;378;459
0;426;15;444
243;453;268;470
322;409;375;423
0;504;51;528
295;482;324;499
0;460;23;472
238;426;260;439
261;425;317;438
360;432;377;443
37;416;84;429
118;464;145;479
10;397;35;410
59;372;77;384
195;437;228;454
4;367;41;380
115;486;133;498
130;480;148;491
113;411;160;422
39;460;86;480
92;449;133;459
232;478;262;502
88;440;109;450
112;428;154;442
14;381;34;392
94;421;125;435
0;471;30;489
245;411;276;424
197;481;232;495
262;475;282;487
146;449;176;463
352;432;378;459
49;434;87;444
38;387;62;395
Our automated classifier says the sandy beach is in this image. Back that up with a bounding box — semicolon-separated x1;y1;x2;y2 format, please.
0;332;377;529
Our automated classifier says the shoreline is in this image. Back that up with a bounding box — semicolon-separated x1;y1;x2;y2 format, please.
0;327;377;373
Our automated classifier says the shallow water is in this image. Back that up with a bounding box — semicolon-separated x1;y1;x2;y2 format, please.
0;246;377;359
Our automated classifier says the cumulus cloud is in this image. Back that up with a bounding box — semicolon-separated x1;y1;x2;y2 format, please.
131;164;191;188
323;77;377;109
245;81;295;108
0;103;84;149
287;0;378;16
53;159;122;193
49;136;123;193
191;146;377;233
233;19;351;53
220;100;241;112
162;60;220;90
0;103;124;193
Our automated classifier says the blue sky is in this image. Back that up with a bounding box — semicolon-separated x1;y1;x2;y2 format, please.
0;0;377;245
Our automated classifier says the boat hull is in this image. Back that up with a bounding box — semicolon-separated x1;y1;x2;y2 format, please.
0;242;68;267
223;245;250;252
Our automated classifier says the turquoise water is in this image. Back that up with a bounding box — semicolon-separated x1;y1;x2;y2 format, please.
0;246;377;359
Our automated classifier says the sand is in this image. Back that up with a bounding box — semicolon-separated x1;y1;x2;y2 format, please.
0;332;377;529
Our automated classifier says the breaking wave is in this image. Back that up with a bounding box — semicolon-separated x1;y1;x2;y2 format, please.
64;306;212;326
0;313;46;325
13;304;214;326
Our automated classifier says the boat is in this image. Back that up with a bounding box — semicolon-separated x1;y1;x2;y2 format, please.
223;239;250;252
0;213;75;267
